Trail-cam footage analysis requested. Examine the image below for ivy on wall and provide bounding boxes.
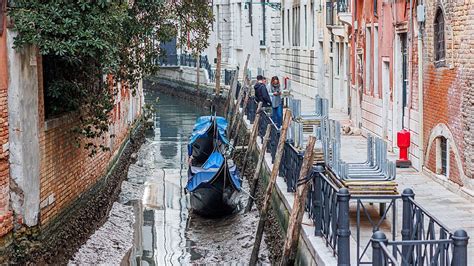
[8,0,213,155]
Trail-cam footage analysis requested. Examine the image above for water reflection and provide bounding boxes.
[139,91,205,265]
[129,89,269,265]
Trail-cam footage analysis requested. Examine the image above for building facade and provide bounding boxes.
[0,9,144,239]
[421,0,474,190]
[198,0,474,192]
[203,0,282,80]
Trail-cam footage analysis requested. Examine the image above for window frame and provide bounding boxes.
[433,8,446,67]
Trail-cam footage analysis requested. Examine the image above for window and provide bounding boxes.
[260,0,266,45]
[216,5,221,40]
[434,8,445,63]
[365,27,372,93]
[282,10,285,46]
[0,0,5,36]
[373,0,377,16]
[436,136,448,176]
[287,10,290,46]
[374,26,379,97]
[248,1,253,36]
[311,2,315,46]
[237,3,243,45]
[304,5,308,46]
[335,42,340,76]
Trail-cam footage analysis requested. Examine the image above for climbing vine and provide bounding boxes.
[8,0,213,155]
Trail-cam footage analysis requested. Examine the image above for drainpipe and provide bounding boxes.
[417,1,424,170]
[407,0,413,133]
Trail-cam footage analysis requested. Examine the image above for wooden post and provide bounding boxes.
[241,102,263,174]
[280,136,316,266]
[215,43,222,95]
[245,124,272,213]
[196,53,200,90]
[229,82,245,133]
[249,110,292,266]
[231,85,250,142]
[224,69,237,119]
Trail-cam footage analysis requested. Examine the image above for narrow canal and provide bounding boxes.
[72,87,270,265]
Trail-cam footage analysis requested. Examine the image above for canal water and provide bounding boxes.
[120,89,269,265]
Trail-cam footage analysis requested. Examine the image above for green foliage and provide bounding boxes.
[8,0,213,155]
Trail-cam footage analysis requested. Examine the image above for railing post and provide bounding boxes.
[337,188,351,266]
[452,229,469,266]
[371,231,388,266]
[401,188,415,265]
[313,165,324,236]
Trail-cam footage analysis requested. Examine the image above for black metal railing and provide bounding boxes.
[242,95,469,266]
[280,141,304,192]
[157,53,215,82]
[353,195,401,265]
[372,227,469,265]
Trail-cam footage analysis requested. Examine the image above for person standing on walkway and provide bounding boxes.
[270,76,283,128]
[254,75,271,107]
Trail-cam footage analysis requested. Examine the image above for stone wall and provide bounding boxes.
[422,0,473,188]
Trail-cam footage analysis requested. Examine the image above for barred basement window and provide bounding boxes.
[440,137,447,176]
[434,8,445,64]
[436,136,448,176]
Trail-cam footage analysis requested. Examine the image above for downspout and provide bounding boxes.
[407,0,413,132]
[417,0,424,170]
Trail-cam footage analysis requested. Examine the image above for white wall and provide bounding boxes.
[7,31,41,227]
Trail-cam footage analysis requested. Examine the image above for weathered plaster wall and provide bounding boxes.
[6,31,41,227]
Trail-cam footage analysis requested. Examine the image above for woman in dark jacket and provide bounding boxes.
[270,76,283,127]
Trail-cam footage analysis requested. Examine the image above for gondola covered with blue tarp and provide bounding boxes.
[186,116,242,217]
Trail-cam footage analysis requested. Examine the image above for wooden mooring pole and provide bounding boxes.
[215,43,222,95]
[230,85,250,142]
[224,71,237,120]
[280,136,316,266]
[245,124,271,213]
[240,102,263,174]
[249,110,292,266]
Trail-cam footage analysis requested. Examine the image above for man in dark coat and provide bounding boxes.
[254,75,272,107]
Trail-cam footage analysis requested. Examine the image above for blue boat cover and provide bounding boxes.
[202,151,224,170]
[188,116,230,156]
[186,160,242,192]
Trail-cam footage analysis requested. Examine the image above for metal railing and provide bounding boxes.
[243,94,469,266]
[370,189,469,265]
[157,53,215,82]
[280,141,304,192]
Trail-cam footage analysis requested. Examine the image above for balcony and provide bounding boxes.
[326,0,352,28]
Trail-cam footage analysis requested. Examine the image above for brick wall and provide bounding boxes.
[0,11,12,237]
[36,56,139,226]
[422,0,473,184]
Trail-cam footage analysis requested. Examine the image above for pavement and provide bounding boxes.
[291,91,474,262]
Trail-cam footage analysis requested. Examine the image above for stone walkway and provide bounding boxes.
[291,92,474,262]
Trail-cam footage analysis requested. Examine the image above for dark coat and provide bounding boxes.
[254,82,272,107]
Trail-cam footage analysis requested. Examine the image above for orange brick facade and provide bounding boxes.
[0,3,13,238]
[422,0,473,186]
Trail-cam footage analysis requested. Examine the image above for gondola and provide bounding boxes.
[186,115,242,217]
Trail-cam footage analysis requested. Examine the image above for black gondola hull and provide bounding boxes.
[187,167,240,217]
